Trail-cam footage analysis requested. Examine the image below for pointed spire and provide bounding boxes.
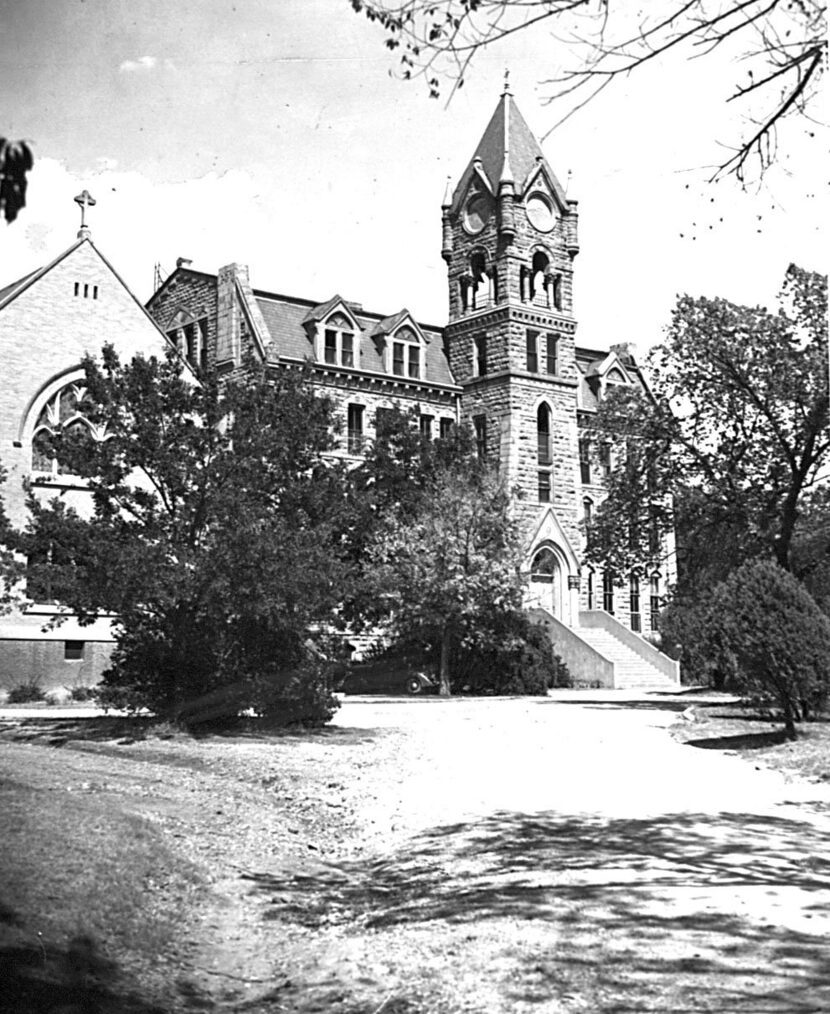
[447,87,567,212]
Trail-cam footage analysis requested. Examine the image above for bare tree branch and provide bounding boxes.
[350,0,827,183]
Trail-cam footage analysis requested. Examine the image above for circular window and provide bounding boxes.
[463,194,492,235]
[526,193,556,232]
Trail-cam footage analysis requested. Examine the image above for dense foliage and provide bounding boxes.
[365,458,529,695]
[707,560,830,738]
[585,265,828,683]
[15,349,347,726]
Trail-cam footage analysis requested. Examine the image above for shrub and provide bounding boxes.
[6,679,46,704]
[708,560,830,738]
[452,609,571,695]
[67,684,97,702]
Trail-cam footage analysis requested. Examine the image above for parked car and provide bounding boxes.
[339,650,437,696]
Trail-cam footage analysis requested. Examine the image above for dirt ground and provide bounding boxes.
[1,694,829,1013]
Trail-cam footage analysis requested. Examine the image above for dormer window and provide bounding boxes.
[391,326,420,379]
[323,313,355,367]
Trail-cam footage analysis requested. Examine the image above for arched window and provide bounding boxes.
[586,568,595,610]
[323,313,355,368]
[30,382,98,477]
[391,326,421,379]
[583,498,593,524]
[531,548,557,581]
[537,404,552,503]
[470,251,491,310]
[530,251,550,306]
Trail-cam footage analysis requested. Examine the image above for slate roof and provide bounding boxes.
[253,288,455,387]
[450,92,568,212]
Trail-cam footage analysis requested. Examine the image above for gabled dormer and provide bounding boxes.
[302,295,363,369]
[369,310,429,380]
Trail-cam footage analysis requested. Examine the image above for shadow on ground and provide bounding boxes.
[0,906,186,1014]
[245,809,830,1012]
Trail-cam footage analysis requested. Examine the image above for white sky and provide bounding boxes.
[1,0,826,351]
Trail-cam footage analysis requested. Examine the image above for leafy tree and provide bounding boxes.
[0,138,33,223]
[0,464,24,614]
[339,405,473,624]
[587,265,829,579]
[449,607,571,695]
[365,461,526,695]
[13,348,347,726]
[352,0,826,182]
[707,559,830,738]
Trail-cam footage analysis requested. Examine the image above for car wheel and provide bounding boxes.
[406,677,423,696]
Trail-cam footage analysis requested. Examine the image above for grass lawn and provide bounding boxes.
[671,703,830,784]
[0,742,207,1012]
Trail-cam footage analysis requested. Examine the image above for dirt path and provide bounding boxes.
[2,697,829,1012]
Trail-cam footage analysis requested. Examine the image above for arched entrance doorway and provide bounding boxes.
[529,546,562,618]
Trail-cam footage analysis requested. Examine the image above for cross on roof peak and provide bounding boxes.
[74,189,96,238]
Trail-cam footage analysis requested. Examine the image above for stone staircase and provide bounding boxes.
[574,623,677,690]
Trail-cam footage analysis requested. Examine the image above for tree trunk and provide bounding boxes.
[782,700,798,741]
[439,625,452,697]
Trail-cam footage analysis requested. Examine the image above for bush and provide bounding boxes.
[6,679,46,703]
[451,609,571,695]
[708,560,830,738]
[250,656,340,727]
[67,684,97,702]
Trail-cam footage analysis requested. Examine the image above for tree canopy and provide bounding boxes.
[365,460,526,695]
[14,349,347,725]
[0,138,33,223]
[351,0,826,182]
[586,264,829,581]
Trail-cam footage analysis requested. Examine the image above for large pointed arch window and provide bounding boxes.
[537,403,552,503]
[30,383,99,477]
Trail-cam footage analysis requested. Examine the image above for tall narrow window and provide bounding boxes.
[579,439,592,484]
[392,343,405,376]
[407,344,420,379]
[439,418,454,440]
[324,329,337,365]
[583,498,593,524]
[473,415,487,459]
[602,570,615,614]
[341,331,354,367]
[650,574,661,631]
[599,442,612,480]
[537,404,551,466]
[587,569,595,610]
[545,334,558,374]
[419,414,433,440]
[347,404,364,454]
[538,471,551,503]
[474,334,487,376]
[526,330,539,373]
[630,573,641,632]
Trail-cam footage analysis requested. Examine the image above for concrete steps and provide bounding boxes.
[575,624,677,690]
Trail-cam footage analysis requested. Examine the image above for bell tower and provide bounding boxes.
[442,81,583,611]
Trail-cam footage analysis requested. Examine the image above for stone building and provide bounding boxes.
[0,195,171,692]
[0,89,678,692]
[147,87,678,689]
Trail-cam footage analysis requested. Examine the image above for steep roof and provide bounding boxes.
[254,288,455,387]
[450,91,568,211]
